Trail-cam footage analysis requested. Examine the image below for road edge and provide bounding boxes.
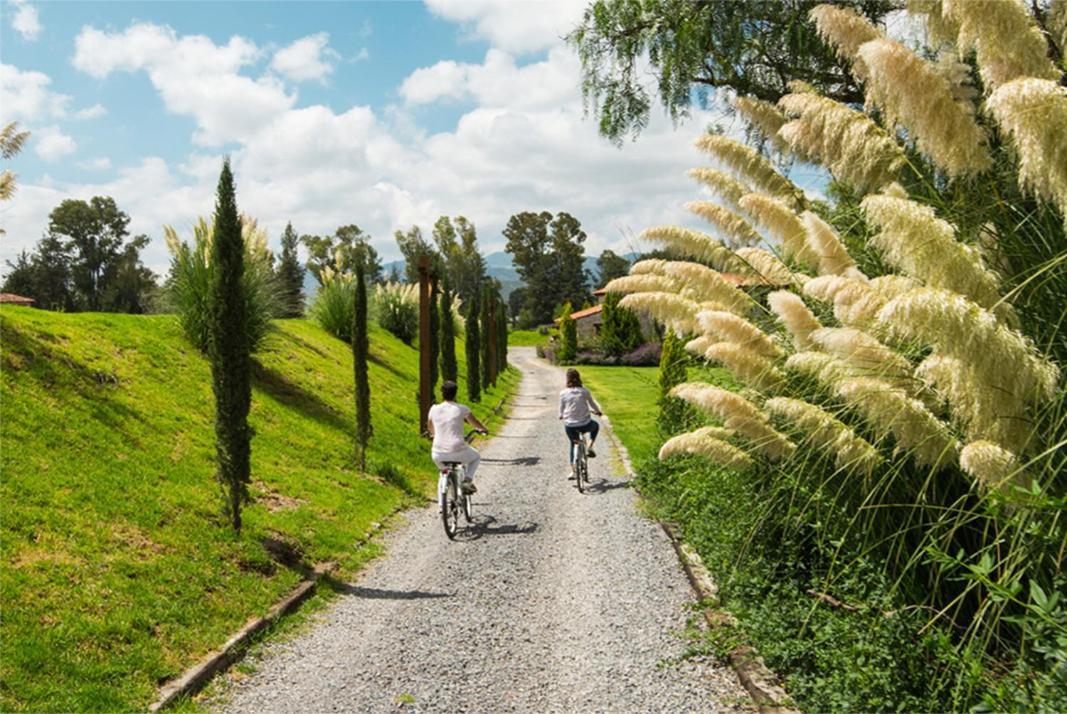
[599,414,798,714]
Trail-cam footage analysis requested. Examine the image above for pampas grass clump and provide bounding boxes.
[738,193,818,267]
[658,427,753,469]
[768,290,822,349]
[696,310,781,358]
[640,225,742,270]
[671,382,796,460]
[765,396,882,474]
[686,201,760,247]
[695,134,801,205]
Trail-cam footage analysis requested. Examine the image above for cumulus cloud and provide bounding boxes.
[78,157,112,170]
[10,0,41,41]
[270,32,338,82]
[0,63,70,121]
[33,125,76,161]
[73,23,294,145]
[424,0,586,54]
[74,103,107,120]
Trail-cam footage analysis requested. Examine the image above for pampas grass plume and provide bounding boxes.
[670,383,796,460]
[767,290,822,350]
[696,309,782,358]
[658,429,753,469]
[695,134,800,205]
[640,225,741,270]
[686,201,761,247]
[738,193,818,267]
[765,396,882,474]
[802,212,864,278]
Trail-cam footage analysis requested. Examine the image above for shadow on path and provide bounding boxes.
[585,478,631,495]
[482,456,541,466]
[327,582,453,600]
[457,515,540,542]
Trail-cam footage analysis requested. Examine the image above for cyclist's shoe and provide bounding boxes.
[566,467,576,480]
[461,478,477,495]
[587,446,597,458]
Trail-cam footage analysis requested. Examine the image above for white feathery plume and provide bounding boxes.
[809,327,915,384]
[734,247,802,286]
[694,134,801,205]
[685,335,715,356]
[640,225,744,271]
[835,275,919,327]
[604,274,680,295]
[778,90,906,192]
[738,193,819,268]
[767,290,822,350]
[695,310,782,358]
[942,0,1061,89]
[765,397,882,475]
[704,342,787,392]
[835,377,958,468]
[801,212,865,278]
[670,383,796,460]
[855,38,992,176]
[809,4,881,75]
[916,353,1032,453]
[960,440,1024,492]
[802,274,857,303]
[658,429,753,469]
[785,351,859,390]
[686,201,761,247]
[932,51,980,106]
[986,78,1067,218]
[688,168,749,210]
[877,288,1060,407]
[620,291,700,334]
[632,259,756,315]
[732,95,791,152]
[861,192,1004,311]
[907,0,960,45]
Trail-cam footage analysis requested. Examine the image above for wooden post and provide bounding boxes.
[487,294,498,387]
[418,255,432,435]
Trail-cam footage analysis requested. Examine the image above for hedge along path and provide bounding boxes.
[220,347,750,713]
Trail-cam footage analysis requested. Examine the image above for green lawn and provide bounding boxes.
[0,306,518,712]
[507,328,554,347]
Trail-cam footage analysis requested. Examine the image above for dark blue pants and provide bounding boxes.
[564,420,599,464]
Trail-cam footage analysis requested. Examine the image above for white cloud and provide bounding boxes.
[10,0,41,41]
[270,32,338,83]
[424,0,586,54]
[77,157,112,170]
[73,23,293,145]
[352,47,370,63]
[34,125,76,161]
[0,63,70,121]
[74,103,107,120]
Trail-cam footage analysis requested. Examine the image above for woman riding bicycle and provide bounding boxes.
[428,380,488,494]
[559,368,602,479]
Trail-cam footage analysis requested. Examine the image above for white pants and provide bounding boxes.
[432,446,480,480]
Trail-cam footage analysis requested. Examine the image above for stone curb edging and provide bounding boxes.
[598,416,797,714]
[149,560,338,712]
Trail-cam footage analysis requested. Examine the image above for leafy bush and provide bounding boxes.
[558,302,577,363]
[164,216,280,353]
[373,282,419,345]
[620,342,661,366]
[309,270,354,342]
[600,291,643,356]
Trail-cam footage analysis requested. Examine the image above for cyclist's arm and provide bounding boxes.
[427,419,435,437]
[465,412,488,433]
[586,390,603,416]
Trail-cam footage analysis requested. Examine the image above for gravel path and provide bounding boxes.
[221,348,749,713]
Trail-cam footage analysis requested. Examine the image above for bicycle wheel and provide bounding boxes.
[462,479,474,523]
[442,471,460,539]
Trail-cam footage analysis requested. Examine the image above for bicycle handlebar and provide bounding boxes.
[466,429,488,443]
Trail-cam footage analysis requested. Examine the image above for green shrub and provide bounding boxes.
[373,282,418,345]
[558,302,577,363]
[309,271,354,342]
[164,216,280,353]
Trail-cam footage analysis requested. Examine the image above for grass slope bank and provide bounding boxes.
[0,306,517,711]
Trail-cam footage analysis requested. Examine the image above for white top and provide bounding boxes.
[428,401,471,452]
[559,387,601,427]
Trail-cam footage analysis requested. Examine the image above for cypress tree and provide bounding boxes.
[497,301,508,372]
[465,289,481,402]
[440,276,458,383]
[558,302,577,364]
[208,158,251,532]
[277,222,305,317]
[428,276,440,401]
[480,285,492,391]
[353,259,372,470]
[657,329,698,435]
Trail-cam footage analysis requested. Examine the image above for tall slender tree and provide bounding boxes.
[353,258,372,470]
[480,284,493,391]
[465,289,481,402]
[428,275,440,401]
[440,275,458,383]
[277,222,305,317]
[208,159,251,532]
[497,300,508,373]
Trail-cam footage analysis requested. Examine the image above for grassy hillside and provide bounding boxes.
[0,306,518,712]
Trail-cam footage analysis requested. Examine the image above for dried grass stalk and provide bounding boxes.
[733,95,791,152]
[704,342,787,392]
[604,274,680,295]
[765,396,882,474]
[734,247,801,286]
[695,134,801,205]
[855,38,992,176]
[767,290,822,350]
[785,351,859,389]
[640,225,743,270]
[801,212,864,278]
[960,440,1025,492]
[810,4,881,73]
[688,168,749,210]
[738,193,819,268]
[809,326,914,384]
[686,201,761,247]
[658,429,753,469]
[696,309,782,358]
[670,383,796,460]
[632,259,756,315]
[619,291,699,334]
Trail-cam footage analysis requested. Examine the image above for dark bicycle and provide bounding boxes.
[439,430,484,539]
[572,434,590,493]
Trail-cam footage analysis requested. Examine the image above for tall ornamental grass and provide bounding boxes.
[164,216,280,353]
[616,2,1067,707]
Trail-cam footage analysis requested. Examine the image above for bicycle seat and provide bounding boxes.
[441,461,462,467]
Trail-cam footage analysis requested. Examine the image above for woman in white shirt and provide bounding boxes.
[428,380,488,494]
[559,368,603,477]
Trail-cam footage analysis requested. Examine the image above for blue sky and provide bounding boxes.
[1,0,793,275]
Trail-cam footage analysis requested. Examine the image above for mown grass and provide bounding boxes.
[0,305,518,712]
[507,329,551,347]
[572,365,659,462]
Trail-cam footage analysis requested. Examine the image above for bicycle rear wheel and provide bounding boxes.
[442,472,460,539]
[575,443,586,493]
[462,485,474,523]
